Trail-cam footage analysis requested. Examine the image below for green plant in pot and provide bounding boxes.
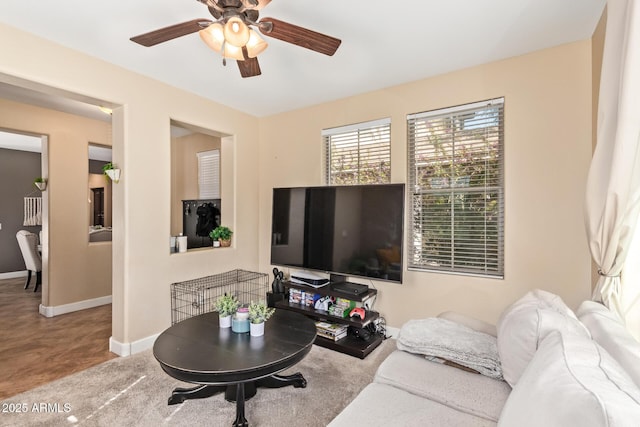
[248,301,275,337]
[102,162,120,183]
[33,177,47,191]
[210,226,233,247]
[213,294,240,328]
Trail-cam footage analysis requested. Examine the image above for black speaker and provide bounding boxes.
[267,292,285,308]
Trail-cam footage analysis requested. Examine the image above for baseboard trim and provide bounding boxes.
[385,326,400,339]
[109,337,129,357]
[39,295,112,318]
[0,271,28,280]
[109,333,160,357]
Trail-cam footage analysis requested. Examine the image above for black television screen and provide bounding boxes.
[270,184,404,283]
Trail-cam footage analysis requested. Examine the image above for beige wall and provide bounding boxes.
[170,132,221,236]
[258,40,594,327]
[0,22,261,345]
[0,21,597,346]
[0,98,112,307]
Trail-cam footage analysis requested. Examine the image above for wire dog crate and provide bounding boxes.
[170,269,269,325]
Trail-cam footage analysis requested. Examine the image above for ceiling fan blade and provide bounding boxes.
[130,19,212,47]
[259,18,341,56]
[237,56,262,78]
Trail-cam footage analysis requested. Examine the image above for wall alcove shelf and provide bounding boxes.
[274,281,382,359]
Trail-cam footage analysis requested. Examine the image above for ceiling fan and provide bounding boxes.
[130,0,342,78]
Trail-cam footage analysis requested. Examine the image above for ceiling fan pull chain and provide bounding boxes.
[221,39,227,66]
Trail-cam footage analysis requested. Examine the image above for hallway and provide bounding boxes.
[0,278,116,399]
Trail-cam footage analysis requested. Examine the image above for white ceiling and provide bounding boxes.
[0,0,606,118]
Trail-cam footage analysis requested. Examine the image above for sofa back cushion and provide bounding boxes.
[437,311,497,337]
[498,331,640,427]
[496,289,589,386]
[577,300,640,388]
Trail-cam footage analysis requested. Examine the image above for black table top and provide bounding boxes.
[153,310,317,385]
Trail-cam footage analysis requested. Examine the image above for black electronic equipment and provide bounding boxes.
[348,326,373,342]
[332,282,369,296]
[270,184,404,284]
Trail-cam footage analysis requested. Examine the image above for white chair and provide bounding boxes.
[16,230,42,292]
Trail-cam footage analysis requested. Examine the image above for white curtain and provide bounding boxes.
[585,0,640,321]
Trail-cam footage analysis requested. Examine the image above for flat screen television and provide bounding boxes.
[270,183,404,284]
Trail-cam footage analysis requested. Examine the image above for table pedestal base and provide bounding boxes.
[167,372,307,427]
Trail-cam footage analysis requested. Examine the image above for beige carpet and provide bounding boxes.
[0,339,396,427]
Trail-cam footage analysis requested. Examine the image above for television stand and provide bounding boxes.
[274,280,383,359]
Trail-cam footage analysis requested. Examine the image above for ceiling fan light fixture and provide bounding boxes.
[223,16,250,47]
[245,30,268,58]
[221,42,245,61]
[199,22,224,52]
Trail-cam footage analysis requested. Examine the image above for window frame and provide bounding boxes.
[197,149,220,199]
[323,118,391,185]
[407,98,505,278]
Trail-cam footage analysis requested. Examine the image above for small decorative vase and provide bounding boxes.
[220,239,231,247]
[250,322,265,337]
[213,240,220,248]
[232,307,250,333]
[219,314,232,328]
[105,169,121,183]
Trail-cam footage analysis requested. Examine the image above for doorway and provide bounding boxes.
[92,187,105,226]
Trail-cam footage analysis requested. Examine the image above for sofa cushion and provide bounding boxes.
[328,382,496,427]
[577,300,640,388]
[496,289,589,386]
[498,331,640,427]
[374,350,510,422]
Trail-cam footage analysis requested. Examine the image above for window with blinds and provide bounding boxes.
[197,149,220,199]
[407,98,504,277]
[323,118,391,185]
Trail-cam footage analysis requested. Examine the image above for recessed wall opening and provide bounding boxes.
[170,119,232,253]
[88,143,112,243]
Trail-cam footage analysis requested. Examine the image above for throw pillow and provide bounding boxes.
[496,289,589,387]
[498,331,640,427]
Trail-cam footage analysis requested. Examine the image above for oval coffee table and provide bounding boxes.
[153,309,317,427]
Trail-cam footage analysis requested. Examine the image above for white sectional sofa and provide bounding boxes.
[329,290,640,426]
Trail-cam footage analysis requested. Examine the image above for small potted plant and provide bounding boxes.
[33,177,47,191]
[210,226,233,247]
[102,162,121,183]
[248,301,275,336]
[213,294,240,328]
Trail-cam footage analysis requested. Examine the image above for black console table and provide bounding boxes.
[274,281,383,359]
[153,310,317,427]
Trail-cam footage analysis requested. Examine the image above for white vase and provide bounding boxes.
[105,169,121,183]
[250,322,265,337]
[219,314,232,328]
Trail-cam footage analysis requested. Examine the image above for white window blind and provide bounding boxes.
[197,149,220,199]
[323,118,391,185]
[407,98,504,277]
